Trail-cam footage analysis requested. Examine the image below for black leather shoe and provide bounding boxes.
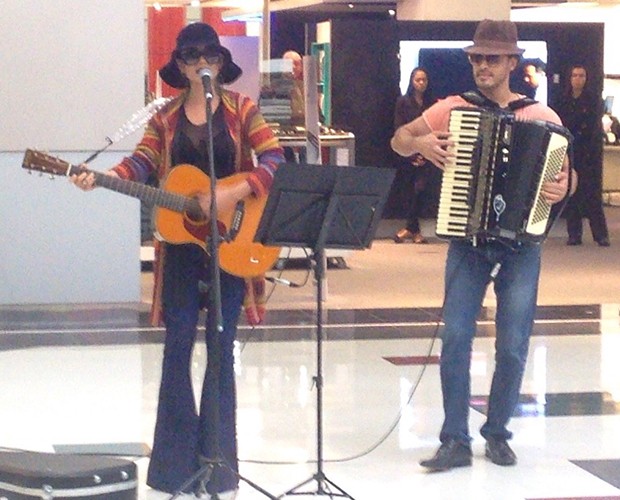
[596,237,610,247]
[485,437,517,466]
[567,237,582,246]
[419,439,472,471]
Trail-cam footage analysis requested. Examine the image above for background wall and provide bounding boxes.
[0,0,145,152]
[1,152,140,305]
[0,0,145,305]
[222,36,261,103]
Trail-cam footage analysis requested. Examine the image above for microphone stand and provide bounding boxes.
[202,68,226,499]
[170,72,275,500]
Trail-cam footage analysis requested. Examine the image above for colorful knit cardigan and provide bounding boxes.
[112,89,284,326]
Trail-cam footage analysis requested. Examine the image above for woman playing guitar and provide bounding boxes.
[71,22,284,500]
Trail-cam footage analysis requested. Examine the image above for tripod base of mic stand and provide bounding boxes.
[170,457,277,500]
[168,458,216,500]
[277,472,355,499]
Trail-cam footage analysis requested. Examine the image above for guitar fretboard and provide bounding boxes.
[23,149,205,218]
[78,166,202,217]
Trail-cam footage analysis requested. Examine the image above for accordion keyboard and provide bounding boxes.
[435,105,571,243]
[436,109,482,238]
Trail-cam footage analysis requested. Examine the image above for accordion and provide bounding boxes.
[436,106,572,244]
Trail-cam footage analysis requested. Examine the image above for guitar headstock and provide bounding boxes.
[22,149,75,178]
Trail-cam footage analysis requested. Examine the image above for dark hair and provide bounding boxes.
[562,64,589,97]
[405,67,435,108]
[522,58,546,73]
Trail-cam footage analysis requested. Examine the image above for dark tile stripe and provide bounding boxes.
[383,355,440,365]
[471,392,620,417]
[0,304,612,349]
[0,304,613,331]
[571,460,620,490]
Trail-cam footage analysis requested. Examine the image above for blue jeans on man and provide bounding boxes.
[439,239,541,445]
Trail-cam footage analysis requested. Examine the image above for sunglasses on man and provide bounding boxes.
[468,54,504,65]
[176,47,222,66]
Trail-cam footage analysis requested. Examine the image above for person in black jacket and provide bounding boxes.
[393,67,441,244]
[555,64,610,246]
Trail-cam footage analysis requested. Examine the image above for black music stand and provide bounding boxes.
[255,163,395,499]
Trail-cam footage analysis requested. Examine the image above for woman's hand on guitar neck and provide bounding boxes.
[71,167,119,191]
[196,180,252,218]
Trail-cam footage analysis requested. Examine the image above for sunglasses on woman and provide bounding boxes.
[176,47,222,66]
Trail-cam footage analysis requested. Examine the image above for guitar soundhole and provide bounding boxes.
[185,197,206,223]
[186,207,206,223]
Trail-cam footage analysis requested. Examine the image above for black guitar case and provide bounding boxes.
[0,451,137,499]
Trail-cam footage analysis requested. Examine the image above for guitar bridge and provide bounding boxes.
[226,201,245,242]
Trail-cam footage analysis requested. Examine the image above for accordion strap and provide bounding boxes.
[460,90,538,111]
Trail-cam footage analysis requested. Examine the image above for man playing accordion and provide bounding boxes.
[391,19,576,471]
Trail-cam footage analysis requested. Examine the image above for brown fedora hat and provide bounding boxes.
[463,19,525,56]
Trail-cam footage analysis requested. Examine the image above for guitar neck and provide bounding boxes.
[22,149,203,218]
[78,166,200,216]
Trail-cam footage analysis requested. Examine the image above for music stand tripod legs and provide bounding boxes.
[276,248,354,499]
[254,163,395,500]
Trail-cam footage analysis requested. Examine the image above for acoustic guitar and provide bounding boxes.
[22,149,280,278]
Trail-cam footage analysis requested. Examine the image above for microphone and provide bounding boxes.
[198,68,213,98]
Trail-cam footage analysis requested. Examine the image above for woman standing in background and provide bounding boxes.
[393,67,441,244]
[555,64,610,246]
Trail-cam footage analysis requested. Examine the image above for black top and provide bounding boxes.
[555,91,602,144]
[394,94,432,129]
[171,104,236,179]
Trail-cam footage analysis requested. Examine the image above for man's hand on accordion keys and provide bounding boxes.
[541,169,570,205]
[403,131,454,170]
[391,121,454,170]
[423,132,454,170]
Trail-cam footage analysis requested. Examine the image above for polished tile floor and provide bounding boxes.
[1,210,619,500]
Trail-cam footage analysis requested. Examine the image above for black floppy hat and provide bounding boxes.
[159,22,242,88]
